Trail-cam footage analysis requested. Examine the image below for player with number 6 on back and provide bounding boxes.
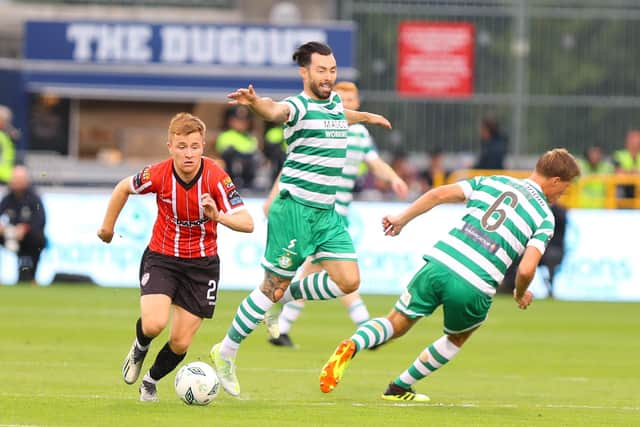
[97,113,254,402]
[320,148,580,401]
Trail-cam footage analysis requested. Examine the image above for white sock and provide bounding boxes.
[278,301,305,335]
[345,296,370,325]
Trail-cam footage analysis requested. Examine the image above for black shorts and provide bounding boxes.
[138,248,220,319]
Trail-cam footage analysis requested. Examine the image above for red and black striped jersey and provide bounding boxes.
[130,157,244,258]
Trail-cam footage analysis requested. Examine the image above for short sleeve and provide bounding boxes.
[458,176,485,199]
[527,218,555,255]
[213,174,245,214]
[131,165,156,194]
[283,96,306,126]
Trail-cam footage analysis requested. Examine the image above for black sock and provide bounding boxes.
[149,342,186,381]
[136,318,153,348]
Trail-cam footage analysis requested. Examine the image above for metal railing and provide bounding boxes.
[437,169,640,208]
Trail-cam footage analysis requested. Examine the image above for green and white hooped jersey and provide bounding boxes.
[335,124,379,216]
[280,91,348,209]
[425,175,555,296]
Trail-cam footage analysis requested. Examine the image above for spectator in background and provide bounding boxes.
[501,203,567,298]
[0,165,46,282]
[577,145,613,208]
[613,129,640,200]
[262,122,286,184]
[474,112,508,170]
[215,105,259,190]
[0,105,17,184]
[386,150,423,199]
[539,203,567,297]
[422,147,449,189]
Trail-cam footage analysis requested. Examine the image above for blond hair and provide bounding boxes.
[168,112,206,141]
[535,148,581,182]
[334,81,359,96]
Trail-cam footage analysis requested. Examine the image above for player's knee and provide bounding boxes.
[335,274,360,294]
[169,337,191,354]
[142,319,167,338]
[447,329,475,347]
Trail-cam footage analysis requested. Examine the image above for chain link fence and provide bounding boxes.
[338,0,640,165]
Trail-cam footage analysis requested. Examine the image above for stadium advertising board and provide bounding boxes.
[0,192,637,301]
[22,20,355,96]
[397,21,474,97]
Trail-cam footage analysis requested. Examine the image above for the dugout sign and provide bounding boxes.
[24,20,354,68]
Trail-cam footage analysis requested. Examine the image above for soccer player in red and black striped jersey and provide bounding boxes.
[97,112,254,402]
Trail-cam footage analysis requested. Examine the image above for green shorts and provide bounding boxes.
[394,258,493,334]
[261,190,357,278]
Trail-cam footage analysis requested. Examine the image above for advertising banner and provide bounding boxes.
[22,20,355,97]
[1,192,636,301]
[397,21,474,97]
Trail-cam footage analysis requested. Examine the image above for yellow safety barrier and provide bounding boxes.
[434,170,640,209]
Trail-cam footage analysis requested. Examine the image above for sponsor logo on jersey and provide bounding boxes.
[227,189,243,206]
[223,176,234,189]
[166,214,210,227]
[461,222,499,254]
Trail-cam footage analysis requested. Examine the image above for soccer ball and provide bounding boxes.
[174,361,220,405]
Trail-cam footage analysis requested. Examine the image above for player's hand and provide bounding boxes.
[390,177,409,199]
[97,227,114,243]
[366,113,392,129]
[227,84,259,106]
[513,289,534,310]
[201,193,220,221]
[382,214,406,236]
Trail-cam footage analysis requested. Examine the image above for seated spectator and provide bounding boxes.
[577,145,613,208]
[215,106,259,189]
[421,147,449,189]
[613,129,640,201]
[385,150,423,199]
[474,112,508,170]
[0,165,47,282]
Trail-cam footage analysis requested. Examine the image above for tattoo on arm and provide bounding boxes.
[259,271,290,302]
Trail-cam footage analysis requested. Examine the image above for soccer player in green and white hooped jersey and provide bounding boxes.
[267,81,409,348]
[208,41,393,397]
[320,148,581,401]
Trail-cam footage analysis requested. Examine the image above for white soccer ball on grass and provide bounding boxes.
[174,361,220,405]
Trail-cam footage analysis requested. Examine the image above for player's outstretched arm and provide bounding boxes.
[227,84,290,124]
[514,246,541,309]
[382,183,466,236]
[344,109,392,129]
[201,193,254,233]
[367,157,409,199]
[97,176,135,243]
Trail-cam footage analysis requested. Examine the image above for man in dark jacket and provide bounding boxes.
[474,113,508,170]
[0,165,46,282]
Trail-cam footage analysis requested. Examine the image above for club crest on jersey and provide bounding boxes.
[141,272,150,287]
[223,176,234,189]
[133,166,151,187]
[278,254,292,269]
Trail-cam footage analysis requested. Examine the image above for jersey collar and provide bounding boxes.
[173,159,203,190]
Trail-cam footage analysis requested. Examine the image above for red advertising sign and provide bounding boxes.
[397,21,474,97]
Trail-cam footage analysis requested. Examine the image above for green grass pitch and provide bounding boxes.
[1,284,638,426]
